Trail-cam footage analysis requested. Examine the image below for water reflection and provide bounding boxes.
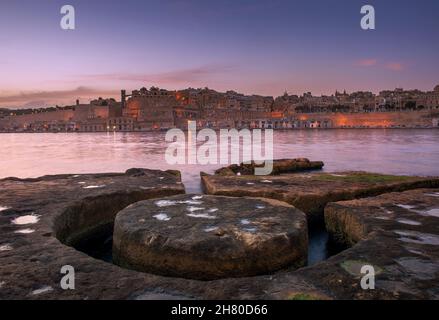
[1,129,438,193]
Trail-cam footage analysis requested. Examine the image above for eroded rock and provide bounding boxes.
[113,194,308,280]
[321,188,439,299]
[0,169,186,299]
[214,158,324,176]
[202,171,439,222]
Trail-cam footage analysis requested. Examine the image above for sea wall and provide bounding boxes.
[295,110,439,128]
[0,109,74,126]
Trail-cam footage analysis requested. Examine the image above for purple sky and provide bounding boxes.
[1,0,438,108]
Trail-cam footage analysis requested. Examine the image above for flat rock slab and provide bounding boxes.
[214,158,324,176]
[320,189,439,299]
[202,171,439,222]
[113,195,308,280]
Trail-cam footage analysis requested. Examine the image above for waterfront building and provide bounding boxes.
[107,117,134,131]
[78,118,107,132]
[123,87,175,130]
[418,85,439,110]
[1,84,439,132]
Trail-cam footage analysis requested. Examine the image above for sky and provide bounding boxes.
[0,0,438,108]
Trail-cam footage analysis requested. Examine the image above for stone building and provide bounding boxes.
[418,85,439,110]
[78,118,107,132]
[107,117,134,131]
[123,87,175,130]
[0,109,75,131]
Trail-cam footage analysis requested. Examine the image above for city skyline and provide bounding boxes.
[1,82,438,111]
[1,0,439,108]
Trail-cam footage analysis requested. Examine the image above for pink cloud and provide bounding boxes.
[355,59,378,67]
[385,62,404,71]
[0,87,119,108]
[355,59,405,71]
[79,64,235,85]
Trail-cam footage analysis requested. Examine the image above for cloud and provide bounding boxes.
[21,100,50,108]
[385,62,404,71]
[0,87,119,108]
[354,59,405,72]
[79,64,235,85]
[0,65,235,108]
[355,59,378,67]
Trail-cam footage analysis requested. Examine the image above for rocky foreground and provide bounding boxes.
[1,165,439,300]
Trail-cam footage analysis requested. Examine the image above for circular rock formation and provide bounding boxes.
[113,194,308,280]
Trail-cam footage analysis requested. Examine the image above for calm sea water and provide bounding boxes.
[2,129,438,191]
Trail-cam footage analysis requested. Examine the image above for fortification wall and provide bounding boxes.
[295,110,437,128]
[0,109,75,128]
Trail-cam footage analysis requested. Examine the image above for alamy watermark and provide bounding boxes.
[60,5,75,30]
[60,265,75,290]
[60,4,376,31]
[360,265,375,290]
[361,5,375,30]
[165,121,274,175]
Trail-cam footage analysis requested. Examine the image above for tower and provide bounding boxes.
[121,90,126,109]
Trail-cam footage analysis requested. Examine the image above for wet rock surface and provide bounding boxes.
[113,195,308,280]
[214,158,324,176]
[202,171,439,222]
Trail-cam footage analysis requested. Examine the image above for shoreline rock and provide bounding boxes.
[214,158,324,176]
[202,171,439,223]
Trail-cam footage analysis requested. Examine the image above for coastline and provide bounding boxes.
[1,126,438,134]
